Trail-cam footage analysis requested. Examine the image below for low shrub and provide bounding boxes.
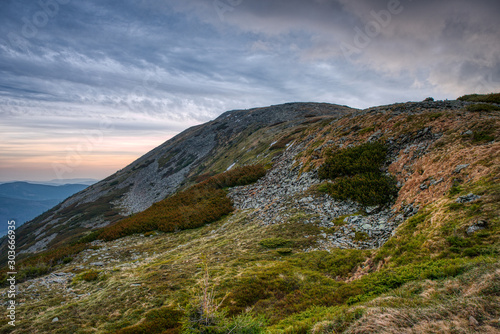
[321,173,398,207]
[259,238,292,249]
[472,130,495,143]
[81,270,99,282]
[115,307,184,334]
[466,103,500,112]
[317,142,398,207]
[318,142,387,179]
[270,135,295,150]
[458,93,500,104]
[99,165,267,241]
[277,248,293,255]
[291,250,367,278]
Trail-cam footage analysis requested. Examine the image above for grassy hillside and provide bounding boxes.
[0,96,499,333]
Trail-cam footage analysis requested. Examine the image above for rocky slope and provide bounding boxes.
[1,103,353,258]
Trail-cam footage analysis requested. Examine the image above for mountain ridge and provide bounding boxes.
[2,102,354,256]
[0,96,498,333]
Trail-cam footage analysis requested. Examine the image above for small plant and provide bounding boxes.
[259,237,292,249]
[472,130,495,143]
[115,307,184,334]
[448,180,463,196]
[359,126,375,135]
[354,231,369,242]
[183,258,265,333]
[466,103,500,113]
[277,248,293,255]
[81,270,99,282]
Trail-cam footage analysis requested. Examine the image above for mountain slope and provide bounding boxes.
[0,96,499,334]
[2,103,353,257]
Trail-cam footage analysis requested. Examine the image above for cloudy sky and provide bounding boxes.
[1,0,499,182]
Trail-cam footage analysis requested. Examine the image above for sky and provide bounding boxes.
[1,0,499,182]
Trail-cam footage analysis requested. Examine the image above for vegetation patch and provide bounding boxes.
[259,237,293,249]
[318,142,387,178]
[466,103,500,113]
[115,307,184,334]
[472,129,495,143]
[458,93,500,104]
[98,165,266,241]
[319,173,398,207]
[317,142,398,207]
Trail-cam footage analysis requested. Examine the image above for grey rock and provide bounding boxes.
[52,317,59,322]
[467,220,488,234]
[454,164,470,173]
[469,316,479,326]
[456,193,481,203]
[365,206,379,214]
[90,262,105,266]
[430,178,444,186]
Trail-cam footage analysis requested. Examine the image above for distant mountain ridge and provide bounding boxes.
[0,178,98,186]
[0,182,89,236]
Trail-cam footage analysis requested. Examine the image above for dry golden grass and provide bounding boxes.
[311,262,500,334]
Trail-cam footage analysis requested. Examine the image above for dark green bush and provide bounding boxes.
[318,142,387,179]
[466,103,500,112]
[291,250,367,278]
[116,307,183,334]
[82,270,99,282]
[472,130,495,143]
[458,93,500,104]
[322,173,398,207]
[317,142,398,207]
[259,238,292,249]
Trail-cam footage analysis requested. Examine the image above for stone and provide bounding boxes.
[365,206,379,214]
[469,316,479,326]
[456,193,481,203]
[90,262,105,266]
[430,178,443,186]
[52,317,59,322]
[454,164,470,173]
[467,220,488,235]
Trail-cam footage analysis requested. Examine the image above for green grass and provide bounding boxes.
[472,129,495,143]
[259,237,293,249]
[116,307,184,334]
